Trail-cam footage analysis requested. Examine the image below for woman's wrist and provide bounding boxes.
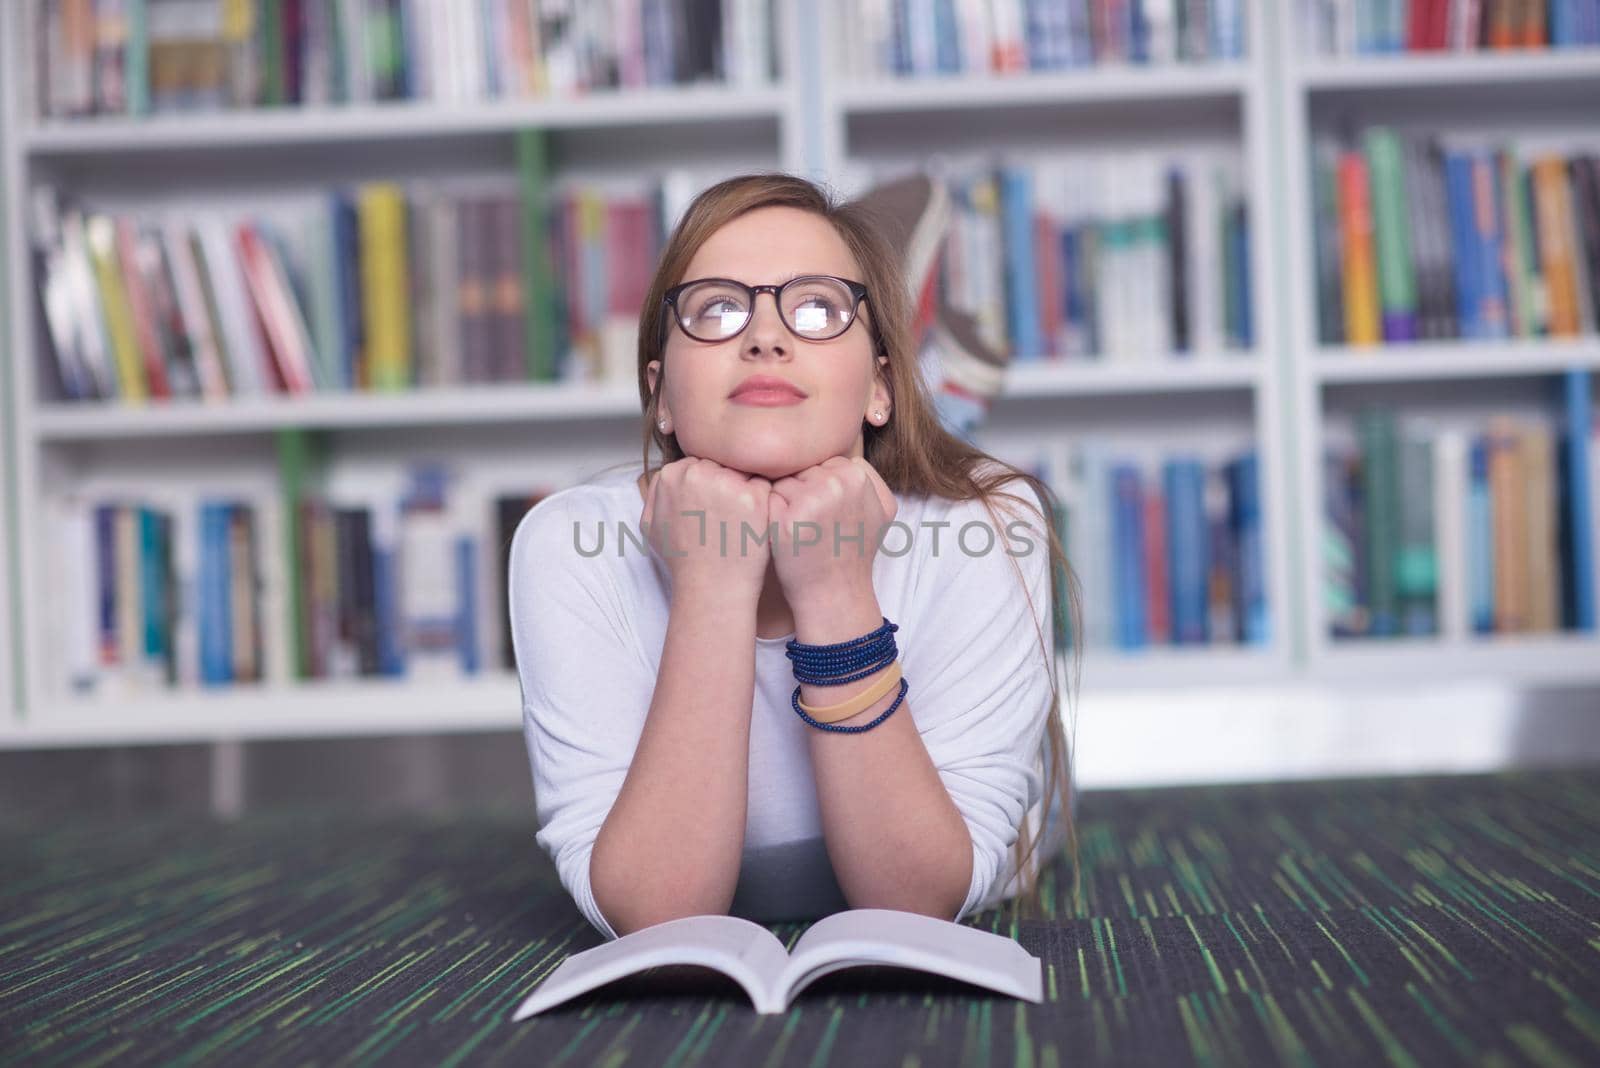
[791,586,884,647]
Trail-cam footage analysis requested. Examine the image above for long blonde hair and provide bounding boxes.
[632,172,1083,922]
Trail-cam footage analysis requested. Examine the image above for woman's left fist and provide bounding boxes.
[768,457,898,605]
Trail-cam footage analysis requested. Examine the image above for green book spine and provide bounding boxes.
[1513,161,1543,337]
[328,0,349,103]
[1395,434,1438,635]
[1359,408,1400,636]
[1499,151,1530,338]
[262,0,285,106]
[1363,127,1418,341]
[516,130,556,381]
[276,429,324,680]
[126,0,150,116]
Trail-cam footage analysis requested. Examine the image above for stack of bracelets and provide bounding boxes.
[784,616,908,734]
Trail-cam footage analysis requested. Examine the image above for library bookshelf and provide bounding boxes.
[1280,32,1600,688]
[2,1,1594,751]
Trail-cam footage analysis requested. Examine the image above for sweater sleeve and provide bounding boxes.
[898,478,1057,922]
[509,492,653,942]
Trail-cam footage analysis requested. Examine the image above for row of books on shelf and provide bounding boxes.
[48,458,538,696]
[941,151,1253,366]
[1301,0,1600,55]
[33,149,1252,408]
[52,494,280,693]
[44,437,1265,697]
[30,157,704,403]
[1011,443,1266,651]
[844,0,1246,78]
[32,0,775,120]
[1312,131,1600,346]
[1323,374,1598,640]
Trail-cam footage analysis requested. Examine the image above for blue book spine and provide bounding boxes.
[1112,464,1148,649]
[1476,151,1510,338]
[1066,0,1093,65]
[1212,0,1242,58]
[1231,204,1253,349]
[95,504,117,667]
[1128,0,1148,63]
[1467,437,1496,634]
[1000,165,1042,361]
[1060,228,1082,350]
[457,536,479,674]
[373,545,405,676]
[139,506,164,667]
[933,0,961,74]
[1230,452,1268,645]
[1565,370,1596,629]
[1444,152,1482,339]
[1553,0,1573,45]
[199,502,233,685]
[333,192,362,390]
[1164,459,1209,644]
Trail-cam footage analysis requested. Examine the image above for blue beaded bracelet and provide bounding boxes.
[792,651,897,687]
[785,617,897,655]
[791,677,907,733]
[786,626,898,679]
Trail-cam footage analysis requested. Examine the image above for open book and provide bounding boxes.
[511,908,1042,1018]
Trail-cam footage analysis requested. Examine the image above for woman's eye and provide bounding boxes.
[695,297,744,318]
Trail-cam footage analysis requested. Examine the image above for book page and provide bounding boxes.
[777,909,1042,1008]
[510,914,790,1019]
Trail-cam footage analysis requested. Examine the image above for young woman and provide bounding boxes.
[509,174,1082,940]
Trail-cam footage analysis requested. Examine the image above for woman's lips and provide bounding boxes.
[729,389,806,406]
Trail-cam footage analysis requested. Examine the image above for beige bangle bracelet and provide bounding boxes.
[797,662,904,724]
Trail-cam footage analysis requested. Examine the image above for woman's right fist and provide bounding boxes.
[640,457,774,597]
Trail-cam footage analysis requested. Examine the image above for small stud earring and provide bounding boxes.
[658,419,668,432]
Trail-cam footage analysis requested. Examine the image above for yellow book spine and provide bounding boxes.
[359,183,411,391]
[84,214,148,403]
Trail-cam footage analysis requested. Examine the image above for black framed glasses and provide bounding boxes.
[663,275,870,344]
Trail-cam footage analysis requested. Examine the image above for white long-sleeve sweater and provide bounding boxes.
[509,460,1071,940]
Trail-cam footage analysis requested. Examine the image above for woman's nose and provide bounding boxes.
[742,290,789,358]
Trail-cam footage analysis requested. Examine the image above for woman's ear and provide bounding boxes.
[647,359,672,430]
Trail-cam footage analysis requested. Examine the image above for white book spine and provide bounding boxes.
[195,213,267,395]
[50,494,99,696]
[1433,427,1470,641]
[62,211,119,399]
[172,489,201,690]
[957,0,994,77]
[907,0,938,75]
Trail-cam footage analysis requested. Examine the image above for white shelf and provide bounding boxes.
[1296,49,1600,92]
[1084,645,1285,690]
[22,86,791,156]
[1002,356,1260,397]
[1311,632,1600,687]
[0,674,524,748]
[27,359,1261,443]
[1314,340,1600,384]
[836,63,1249,113]
[32,382,643,440]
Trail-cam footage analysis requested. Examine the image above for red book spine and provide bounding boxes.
[1035,212,1062,357]
[113,218,173,399]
